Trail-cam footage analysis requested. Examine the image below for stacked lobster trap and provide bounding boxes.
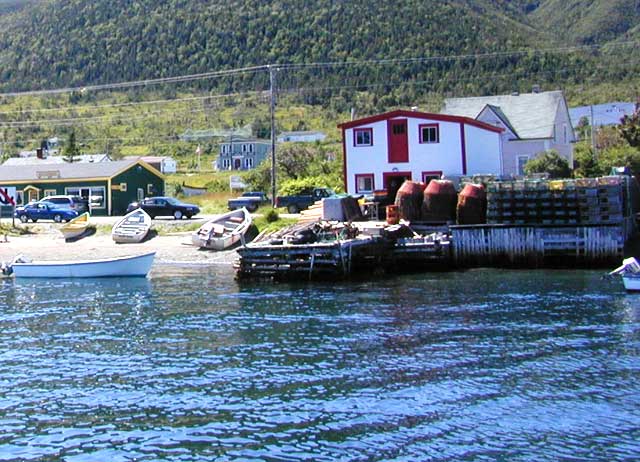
[486,176,629,226]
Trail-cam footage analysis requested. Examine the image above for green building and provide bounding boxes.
[0,159,165,216]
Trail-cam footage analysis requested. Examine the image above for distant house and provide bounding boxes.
[2,153,111,166]
[214,135,271,171]
[569,102,636,129]
[277,130,327,143]
[339,109,503,197]
[140,156,177,174]
[442,90,575,176]
[0,159,164,216]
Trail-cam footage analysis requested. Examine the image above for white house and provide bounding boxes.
[442,90,575,176]
[339,109,504,196]
[140,156,177,174]
[277,130,327,143]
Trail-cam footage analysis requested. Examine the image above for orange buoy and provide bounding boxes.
[422,180,457,222]
[457,183,487,225]
[386,205,400,225]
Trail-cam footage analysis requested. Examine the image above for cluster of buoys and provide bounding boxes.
[390,179,487,225]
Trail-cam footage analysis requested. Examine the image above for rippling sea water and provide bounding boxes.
[0,266,638,461]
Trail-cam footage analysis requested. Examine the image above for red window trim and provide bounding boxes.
[382,171,412,190]
[353,128,373,147]
[419,123,440,143]
[355,173,375,193]
[421,171,443,183]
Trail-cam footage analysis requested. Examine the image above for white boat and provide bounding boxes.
[60,212,93,240]
[112,209,152,243]
[192,208,252,250]
[4,252,155,278]
[609,257,640,291]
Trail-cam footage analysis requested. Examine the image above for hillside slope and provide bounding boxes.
[0,0,550,91]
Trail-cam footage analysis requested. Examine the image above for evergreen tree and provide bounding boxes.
[62,131,81,163]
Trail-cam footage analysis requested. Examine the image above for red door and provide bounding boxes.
[388,119,408,163]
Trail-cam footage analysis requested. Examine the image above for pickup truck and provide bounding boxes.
[275,187,335,213]
[227,192,270,212]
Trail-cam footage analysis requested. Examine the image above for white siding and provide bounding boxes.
[345,115,503,194]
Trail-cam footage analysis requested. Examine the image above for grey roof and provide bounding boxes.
[2,154,110,166]
[442,91,566,139]
[278,130,326,136]
[0,159,141,182]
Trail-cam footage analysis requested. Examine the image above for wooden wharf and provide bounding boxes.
[235,175,640,281]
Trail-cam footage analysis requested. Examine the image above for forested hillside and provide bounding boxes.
[0,0,605,92]
[0,0,638,170]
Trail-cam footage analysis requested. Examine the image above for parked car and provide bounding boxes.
[227,191,270,212]
[39,195,89,214]
[275,187,335,213]
[15,201,79,223]
[126,196,200,220]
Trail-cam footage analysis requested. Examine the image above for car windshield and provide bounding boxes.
[164,197,182,205]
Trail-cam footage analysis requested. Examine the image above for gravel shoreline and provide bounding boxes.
[0,230,238,266]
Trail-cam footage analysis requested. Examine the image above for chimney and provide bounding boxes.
[350,107,355,121]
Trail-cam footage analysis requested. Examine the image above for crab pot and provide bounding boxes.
[394,180,425,221]
[422,180,457,222]
[456,183,487,225]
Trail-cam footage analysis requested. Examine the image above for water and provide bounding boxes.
[0,266,638,461]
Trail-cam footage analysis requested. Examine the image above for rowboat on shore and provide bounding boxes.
[112,209,152,243]
[60,212,93,240]
[1,252,156,278]
[609,257,640,291]
[192,208,252,250]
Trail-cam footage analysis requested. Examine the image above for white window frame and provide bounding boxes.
[43,189,57,197]
[517,155,530,175]
[355,174,374,193]
[354,128,373,147]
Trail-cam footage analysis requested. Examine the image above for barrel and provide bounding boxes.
[386,205,400,225]
[394,180,425,221]
[422,180,457,222]
[456,183,487,225]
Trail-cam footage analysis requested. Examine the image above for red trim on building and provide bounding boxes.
[421,170,443,183]
[382,171,412,190]
[353,127,373,147]
[460,123,467,175]
[355,173,375,193]
[341,127,347,192]
[387,119,409,163]
[418,123,440,143]
[338,109,504,133]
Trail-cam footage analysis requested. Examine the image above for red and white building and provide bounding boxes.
[339,110,504,196]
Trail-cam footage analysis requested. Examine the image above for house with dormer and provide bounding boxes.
[441,90,575,176]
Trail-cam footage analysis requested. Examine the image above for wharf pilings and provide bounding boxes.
[235,219,635,281]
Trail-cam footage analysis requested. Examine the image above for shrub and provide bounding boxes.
[264,208,279,222]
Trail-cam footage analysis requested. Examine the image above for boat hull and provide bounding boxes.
[622,274,640,291]
[112,209,151,243]
[60,212,92,240]
[192,208,251,251]
[11,252,156,278]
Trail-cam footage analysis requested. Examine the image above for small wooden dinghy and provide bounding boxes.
[60,212,93,240]
[192,207,252,250]
[610,257,640,291]
[112,209,152,243]
[2,252,155,278]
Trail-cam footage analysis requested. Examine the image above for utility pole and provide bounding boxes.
[590,104,598,161]
[269,65,277,207]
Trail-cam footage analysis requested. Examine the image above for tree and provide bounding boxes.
[572,142,604,178]
[619,108,640,147]
[523,150,571,179]
[62,131,81,163]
